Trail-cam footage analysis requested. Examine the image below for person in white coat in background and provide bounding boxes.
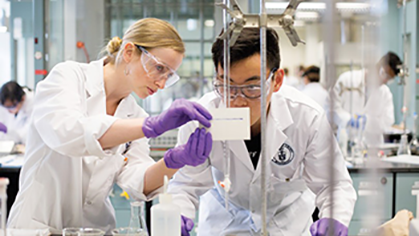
[8,18,213,234]
[168,27,356,236]
[330,52,402,145]
[0,81,34,144]
[301,65,329,110]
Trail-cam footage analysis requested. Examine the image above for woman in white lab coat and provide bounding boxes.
[169,28,356,236]
[7,18,213,234]
[0,81,34,144]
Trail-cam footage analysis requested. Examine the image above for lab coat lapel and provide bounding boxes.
[253,92,294,181]
[82,59,107,116]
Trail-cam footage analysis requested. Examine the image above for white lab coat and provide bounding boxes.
[330,69,395,144]
[0,88,34,144]
[8,59,161,234]
[301,82,329,110]
[168,85,357,236]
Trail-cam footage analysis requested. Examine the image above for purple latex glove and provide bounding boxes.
[0,122,7,134]
[181,215,194,236]
[164,128,212,169]
[310,218,348,236]
[142,99,212,138]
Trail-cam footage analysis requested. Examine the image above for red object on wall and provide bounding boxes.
[35,69,48,75]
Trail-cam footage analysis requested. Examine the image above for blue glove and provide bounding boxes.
[164,128,212,169]
[310,218,348,236]
[142,99,212,138]
[348,114,366,130]
[0,122,7,134]
[181,215,194,236]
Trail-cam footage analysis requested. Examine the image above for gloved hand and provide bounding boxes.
[348,114,367,130]
[142,99,212,138]
[164,128,212,169]
[0,122,7,133]
[181,215,194,236]
[310,218,348,236]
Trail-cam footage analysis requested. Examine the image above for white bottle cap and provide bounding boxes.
[0,178,9,186]
[159,175,172,204]
[0,178,9,195]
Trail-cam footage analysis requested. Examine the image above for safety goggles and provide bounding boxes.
[213,69,277,100]
[135,45,180,88]
[1,102,19,110]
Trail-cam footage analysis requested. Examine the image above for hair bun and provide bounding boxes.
[107,36,123,55]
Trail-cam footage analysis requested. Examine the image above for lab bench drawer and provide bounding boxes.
[350,173,393,221]
[395,173,419,217]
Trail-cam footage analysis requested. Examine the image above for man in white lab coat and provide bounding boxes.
[329,52,402,144]
[168,28,356,236]
[0,81,34,144]
[301,65,329,110]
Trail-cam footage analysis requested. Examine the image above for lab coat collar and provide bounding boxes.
[82,59,106,100]
[81,59,134,118]
[253,90,294,180]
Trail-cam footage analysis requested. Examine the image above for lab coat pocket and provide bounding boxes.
[198,190,234,235]
[268,175,307,204]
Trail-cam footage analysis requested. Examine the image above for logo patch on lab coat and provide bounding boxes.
[272,143,295,165]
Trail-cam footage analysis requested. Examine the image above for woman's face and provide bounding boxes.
[124,45,183,99]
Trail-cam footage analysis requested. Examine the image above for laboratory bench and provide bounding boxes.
[1,153,419,236]
[347,162,419,235]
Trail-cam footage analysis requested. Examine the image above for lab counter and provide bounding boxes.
[1,153,419,236]
[348,161,419,173]
[347,162,419,235]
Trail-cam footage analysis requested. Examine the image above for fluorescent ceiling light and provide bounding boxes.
[294,20,305,27]
[266,2,370,11]
[205,19,215,27]
[266,2,326,10]
[187,19,197,31]
[295,11,319,19]
[336,2,370,10]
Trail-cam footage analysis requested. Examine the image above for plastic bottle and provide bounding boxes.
[0,178,9,236]
[151,176,180,236]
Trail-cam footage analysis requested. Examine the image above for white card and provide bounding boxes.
[202,107,250,141]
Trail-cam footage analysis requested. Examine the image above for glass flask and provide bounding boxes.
[127,201,148,236]
[397,134,411,156]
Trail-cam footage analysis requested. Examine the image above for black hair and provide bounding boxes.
[302,65,320,83]
[212,27,280,72]
[0,81,25,105]
[377,51,403,75]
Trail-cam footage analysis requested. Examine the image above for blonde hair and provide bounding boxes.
[104,18,185,64]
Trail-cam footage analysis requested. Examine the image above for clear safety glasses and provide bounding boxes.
[135,45,180,88]
[213,69,277,100]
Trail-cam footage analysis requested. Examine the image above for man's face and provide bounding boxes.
[214,54,283,127]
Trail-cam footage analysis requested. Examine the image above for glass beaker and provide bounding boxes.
[112,227,148,236]
[62,227,105,236]
[63,228,80,236]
